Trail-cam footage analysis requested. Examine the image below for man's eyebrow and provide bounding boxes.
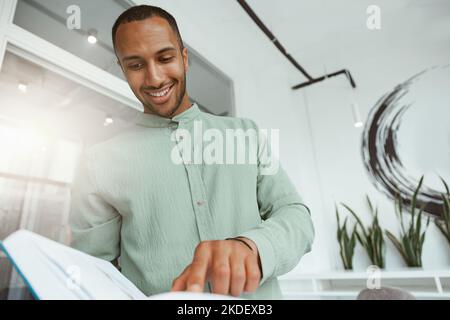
[156,47,177,55]
[122,55,142,62]
[121,47,177,63]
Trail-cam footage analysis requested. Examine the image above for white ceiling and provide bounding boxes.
[11,0,450,83]
[137,0,450,86]
[244,0,450,78]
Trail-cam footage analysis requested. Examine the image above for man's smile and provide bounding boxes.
[144,83,175,104]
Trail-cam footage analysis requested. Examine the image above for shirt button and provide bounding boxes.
[196,200,206,206]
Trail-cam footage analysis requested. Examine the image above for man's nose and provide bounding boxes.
[144,62,164,88]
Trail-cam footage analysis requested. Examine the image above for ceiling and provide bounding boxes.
[11,0,450,83]
[244,0,450,79]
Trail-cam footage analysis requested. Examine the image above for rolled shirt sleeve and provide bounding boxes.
[238,123,315,285]
[69,150,121,262]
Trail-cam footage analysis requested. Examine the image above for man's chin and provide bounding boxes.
[144,103,178,118]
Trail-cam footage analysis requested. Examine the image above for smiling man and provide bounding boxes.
[69,5,314,299]
[113,9,189,118]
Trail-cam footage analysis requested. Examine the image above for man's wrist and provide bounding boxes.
[234,237,262,277]
[225,237,254,252]
[234,237,258,253]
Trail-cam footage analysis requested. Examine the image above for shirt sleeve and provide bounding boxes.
[237,122,315,285]
[69,150,121,262]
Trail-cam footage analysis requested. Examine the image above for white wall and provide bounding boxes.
[136,0,450,273]
[288,3,450,271]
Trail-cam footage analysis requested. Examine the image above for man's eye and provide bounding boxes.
[160,57,174,63]
[128,63,143,70]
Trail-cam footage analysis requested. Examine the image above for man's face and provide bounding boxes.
[115,17,189,118]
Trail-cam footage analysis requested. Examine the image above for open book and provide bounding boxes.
[0,230,238,300]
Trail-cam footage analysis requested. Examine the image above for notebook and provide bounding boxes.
[0,230,237,300]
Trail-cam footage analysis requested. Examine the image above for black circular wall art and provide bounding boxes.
[362,65,450,218]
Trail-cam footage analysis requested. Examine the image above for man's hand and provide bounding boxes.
[171,238,262,297]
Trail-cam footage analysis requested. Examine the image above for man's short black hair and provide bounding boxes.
[112,5,184,52]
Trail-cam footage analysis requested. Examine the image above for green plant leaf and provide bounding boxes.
[439,176,450,196]
[395,195,406,234]
[411,176,425,224]
[401,234,415,266]
[386,230,408,264]
[435,220,450,245]
[341,202,368,240]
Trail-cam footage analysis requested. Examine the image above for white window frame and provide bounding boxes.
[0,0,142,111]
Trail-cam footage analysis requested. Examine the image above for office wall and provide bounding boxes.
[140,0,450,273]
[287,5,450,271]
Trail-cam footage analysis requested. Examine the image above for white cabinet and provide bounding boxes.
[279,269,450,300]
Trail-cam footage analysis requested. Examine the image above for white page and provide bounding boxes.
[147,291,241,300]
[2,230,242,300]
[1,230,146,300]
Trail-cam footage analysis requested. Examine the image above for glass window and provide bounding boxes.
[0,50,138,299]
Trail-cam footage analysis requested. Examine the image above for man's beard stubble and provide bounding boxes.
[142,72,187,119]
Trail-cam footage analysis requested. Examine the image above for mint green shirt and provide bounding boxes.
[69,104,314,299]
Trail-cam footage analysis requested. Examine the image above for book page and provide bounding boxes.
[1,230,146,300]
[2,230,243,300]
[147,291,241,300]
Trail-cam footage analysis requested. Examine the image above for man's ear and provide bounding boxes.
[182,47,189,72]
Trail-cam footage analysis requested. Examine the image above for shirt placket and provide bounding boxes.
[175,121,217,241]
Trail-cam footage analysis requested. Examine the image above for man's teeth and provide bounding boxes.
[149,86,171,97]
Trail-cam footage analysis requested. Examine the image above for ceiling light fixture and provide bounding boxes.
[350,88,364,128]
[87,29,98,44]
[104,116,114,126]
[236,0,357,90]
[18,82,28,93]
[351,102,363,128]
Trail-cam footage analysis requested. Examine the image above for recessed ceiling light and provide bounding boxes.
[18,82,27,93]
[87,29,98,44]
[351,102,364,129]
[58,98,72,107]
[104,116,114,126]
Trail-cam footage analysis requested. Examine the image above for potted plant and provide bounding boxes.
[341,195,386,268]
[335,204,357,270]
[385,176,430,267]
[435,177,450,246]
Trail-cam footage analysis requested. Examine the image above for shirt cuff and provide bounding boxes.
[236,230,276,286]
[70,215,121,261]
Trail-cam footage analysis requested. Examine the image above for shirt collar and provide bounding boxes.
[135,103,201,128]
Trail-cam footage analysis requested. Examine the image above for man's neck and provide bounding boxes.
[171,101,193,118]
